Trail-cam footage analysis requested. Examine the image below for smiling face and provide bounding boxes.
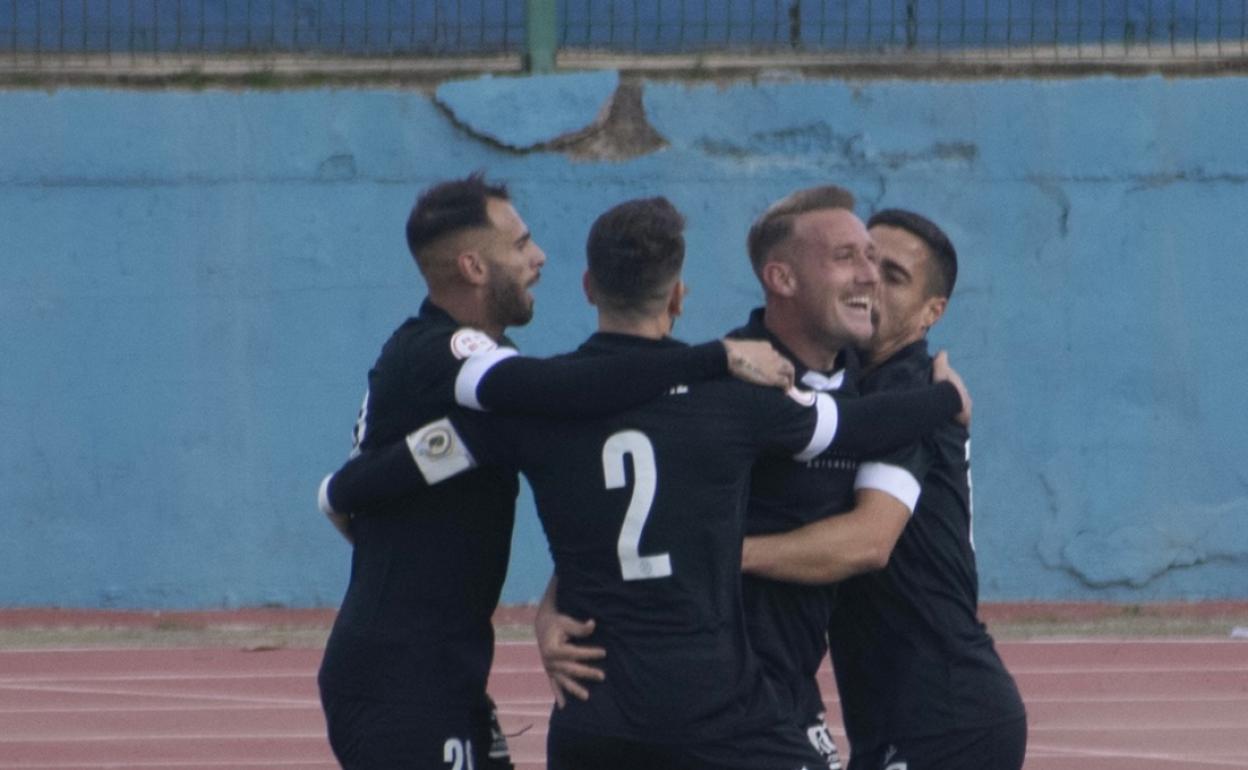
[867,223,947,364]
[479,197,547,329]
[784,207,879,351]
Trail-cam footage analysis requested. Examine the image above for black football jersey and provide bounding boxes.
[829,340,1026,754]
[457,332,839,743]
[727,308,863,722]
[318,300,521,709]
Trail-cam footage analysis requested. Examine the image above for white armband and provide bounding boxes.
[454,348,519,411]
[854,462,921,514]
[793,392,840,461]
[317,473,337,516]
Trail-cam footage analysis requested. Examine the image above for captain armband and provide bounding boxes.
[406,418,478,484]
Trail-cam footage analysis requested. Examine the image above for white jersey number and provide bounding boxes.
[443,738,475,770]
[602,430,671,581]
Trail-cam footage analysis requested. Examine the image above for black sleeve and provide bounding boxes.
[325,411,500,515]
[476,341,727,417]
[325,442,426,515]
[830,381,962,457]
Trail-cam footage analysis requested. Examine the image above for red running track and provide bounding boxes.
[0,638,1245,769]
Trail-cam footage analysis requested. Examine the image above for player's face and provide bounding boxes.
[482,197,547,329]
[868,224,945,362]
[786,208,879,349]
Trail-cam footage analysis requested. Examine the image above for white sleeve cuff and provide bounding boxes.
[793,392,839,462]
[318,473,337,516]
[406,418,478,484]
[454,348,519,411]
[854,462,921,514]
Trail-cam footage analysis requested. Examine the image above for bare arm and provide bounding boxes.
[741,488,911,584]
[722,338,794,390]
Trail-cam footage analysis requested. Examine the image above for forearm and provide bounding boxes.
[321,444,427,515]
[534,574,562,644]
[742,493,909,584]
[742,519,886,585]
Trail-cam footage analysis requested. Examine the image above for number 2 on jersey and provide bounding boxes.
[602,430,672,581]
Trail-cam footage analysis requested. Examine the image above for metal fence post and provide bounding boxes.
[525,0,556,72]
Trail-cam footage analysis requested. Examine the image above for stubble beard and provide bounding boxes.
[487,274,535,330]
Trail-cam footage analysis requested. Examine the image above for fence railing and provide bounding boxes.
[1,0,1245,74]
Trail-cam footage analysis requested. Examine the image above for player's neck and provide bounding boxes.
[762,307,842,373]
[865,331,923,373]
[597,312,672,341]
[429,291,504,339]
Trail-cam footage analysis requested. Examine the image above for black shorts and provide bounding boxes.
[320,689,513,770]
[846,716,1027,770]
[548,720,824,770]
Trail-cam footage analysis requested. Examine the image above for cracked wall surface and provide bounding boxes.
[1,76,1246,608]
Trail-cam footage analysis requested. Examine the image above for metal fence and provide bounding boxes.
[562,0,1248,58]
[1,0,1245,73]
[0,1,526,57]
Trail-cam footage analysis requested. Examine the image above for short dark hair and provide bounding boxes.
[747,185,856,275]
[867,208,958,297]
[586,197,686,315]
[405,173,510,267]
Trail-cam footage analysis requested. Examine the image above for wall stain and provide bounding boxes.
[434,80,667,161]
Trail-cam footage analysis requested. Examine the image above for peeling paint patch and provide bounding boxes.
[879,141,979,170]
[555,81,667,161]
[316,153,356,181]
[435,71,620,151]
[1055,499,1248,588]
[1127,169,1248,192]
[1029,176,1072,237]
[695,122,866,164]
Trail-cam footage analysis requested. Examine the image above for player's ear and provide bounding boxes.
[921,295,948,331]
[457,249,489,286]
[582,270,598,306]
[668,280,687,318]
[761,259,797,297]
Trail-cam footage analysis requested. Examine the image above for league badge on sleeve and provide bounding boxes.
[450,328,498,359]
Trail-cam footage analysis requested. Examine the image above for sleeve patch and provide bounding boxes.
[405,418,477,484]
[450,328,498,360]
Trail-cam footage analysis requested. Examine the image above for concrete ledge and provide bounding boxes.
[3,602,1246,629]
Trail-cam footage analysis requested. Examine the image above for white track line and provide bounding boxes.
[1009,664,1248,674]
[0,682,315,707]
[0,732,327,743]
[1003,638,1248,645]
[0,671,311,684]
[1027,723,1248,731]
[1021,694,1248,703]
[1026,743,1248,766]
[0,762,339,769]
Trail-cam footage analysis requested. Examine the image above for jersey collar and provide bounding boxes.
[740,307,853,392]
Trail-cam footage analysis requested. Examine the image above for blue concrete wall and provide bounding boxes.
[1,74,1246,609]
